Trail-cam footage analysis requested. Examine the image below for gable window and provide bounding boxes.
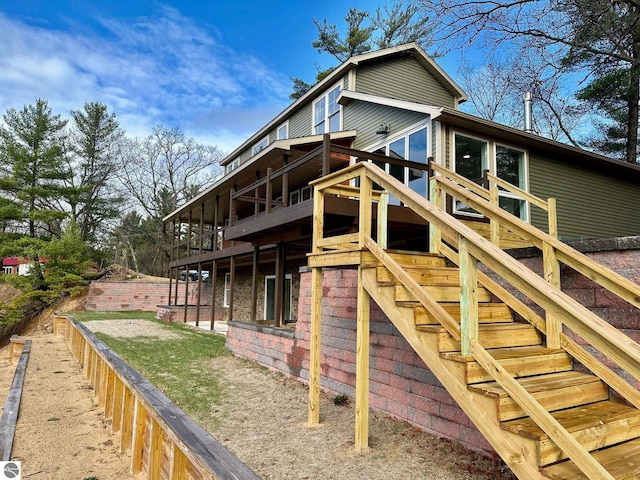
[277,122,289,140]
[252,137,269,155]
[226,158,240,175]
[314,85,341,134]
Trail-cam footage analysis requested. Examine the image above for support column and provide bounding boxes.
[228,256,235,322]
[195,263,203,326]
[354,265,370,451]
[274,243,285,327]
[308,266,322,425]
[183,267,190,324]
[209,260,217,331]
[250,247,259,323]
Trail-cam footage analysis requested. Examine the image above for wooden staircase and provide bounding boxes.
[364,251,640,479]
[307,159,640,480]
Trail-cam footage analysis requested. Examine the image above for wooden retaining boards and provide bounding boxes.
[0,336,32,461]
[56,316,260,480]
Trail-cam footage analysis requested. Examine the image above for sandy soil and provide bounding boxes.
[0,307,514,480]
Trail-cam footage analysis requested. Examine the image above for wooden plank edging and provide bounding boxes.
[0,336,32,461]
[57,316,260,480]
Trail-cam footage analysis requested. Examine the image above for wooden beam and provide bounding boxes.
[274,243,285,327]
[308,267,322,424]
[195,263,203,326]
[0,339,31,461]
[229,256,235,322]
[355,266,370,451]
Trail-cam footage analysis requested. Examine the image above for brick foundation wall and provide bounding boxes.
[226,237,640,456]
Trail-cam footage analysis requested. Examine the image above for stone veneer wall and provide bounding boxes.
[226,237,640,455]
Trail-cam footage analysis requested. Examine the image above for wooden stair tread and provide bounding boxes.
[363,250,446,268]
[442,345,565,363]
[442,346,573,385]
[395,284,492,302]
[469,371,602,399]
[414,302,515,325]
[417,322,536,335]
[503,401,640,466]
[377,265,465,286]
[541,437,640,480]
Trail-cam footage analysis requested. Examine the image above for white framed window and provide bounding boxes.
[2,266,12,274]
[226,158,240,175]
[313,84,341,134]
[252,137,269,155]
[368,125,429,205]
[224,272,231,307]
[277,122,289,140]
[264,274,293,322]
[452,132,529,220]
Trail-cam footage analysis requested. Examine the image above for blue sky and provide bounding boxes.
[0,0,458,153]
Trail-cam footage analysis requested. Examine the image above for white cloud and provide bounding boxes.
[0,6,292,151]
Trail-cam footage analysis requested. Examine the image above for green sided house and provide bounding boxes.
[163,43,640,479]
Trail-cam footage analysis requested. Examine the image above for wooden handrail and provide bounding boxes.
[313,160,640,480]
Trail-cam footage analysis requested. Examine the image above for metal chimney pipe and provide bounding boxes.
[524,92,533,133]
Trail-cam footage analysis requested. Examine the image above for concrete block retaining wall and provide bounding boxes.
[86,281,206,312]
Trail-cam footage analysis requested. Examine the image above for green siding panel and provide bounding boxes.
[529,151,640,240]
[356,56,456,107]
[344,102,427,150]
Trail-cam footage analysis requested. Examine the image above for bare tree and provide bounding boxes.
[418,0,640,162]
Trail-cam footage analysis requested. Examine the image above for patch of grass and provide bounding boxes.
[332,394,350,406]
[69,310,158,322]
[82,315,230,428]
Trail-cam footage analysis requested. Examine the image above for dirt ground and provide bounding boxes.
[0,305,515,480]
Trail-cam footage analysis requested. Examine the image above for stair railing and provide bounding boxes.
[311,160,640,480]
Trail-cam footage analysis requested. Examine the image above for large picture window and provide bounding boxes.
[453,132,528,219]
[369,126,428,205]
[313,85,341,134]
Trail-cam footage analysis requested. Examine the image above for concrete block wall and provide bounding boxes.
[87,281,207,311]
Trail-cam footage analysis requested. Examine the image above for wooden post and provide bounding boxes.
[489,186,500,247]
[195,263,203,326]
[459,237,478,357]
[250,247,259,323]
[322,134,331,177]
[266,167,273,214]
[274,243,284,327]
[377,192,389,249]
[543,241,562,349]
[312,186,325,254]
[210,260,217,330]
[213,195,220,251]
[548,198,558,239]
[358,172,372,247]
[229,256,235,322]
[131,399,147,474]
[183,266,190,324]
[429,177,442,254]
[308,266,322,424]
[173,267,180,306]
[355,265,370,451]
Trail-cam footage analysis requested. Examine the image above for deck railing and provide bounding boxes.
[309,160,640,480]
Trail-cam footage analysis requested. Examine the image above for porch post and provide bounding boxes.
[308,266,322,425]
[250,246,259,323]
[183,266,190,324]
[354,265,370,451]
[274,243,285,327]
[209,260,217,331]
[228,256,235,322]
[195,263,202,327]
